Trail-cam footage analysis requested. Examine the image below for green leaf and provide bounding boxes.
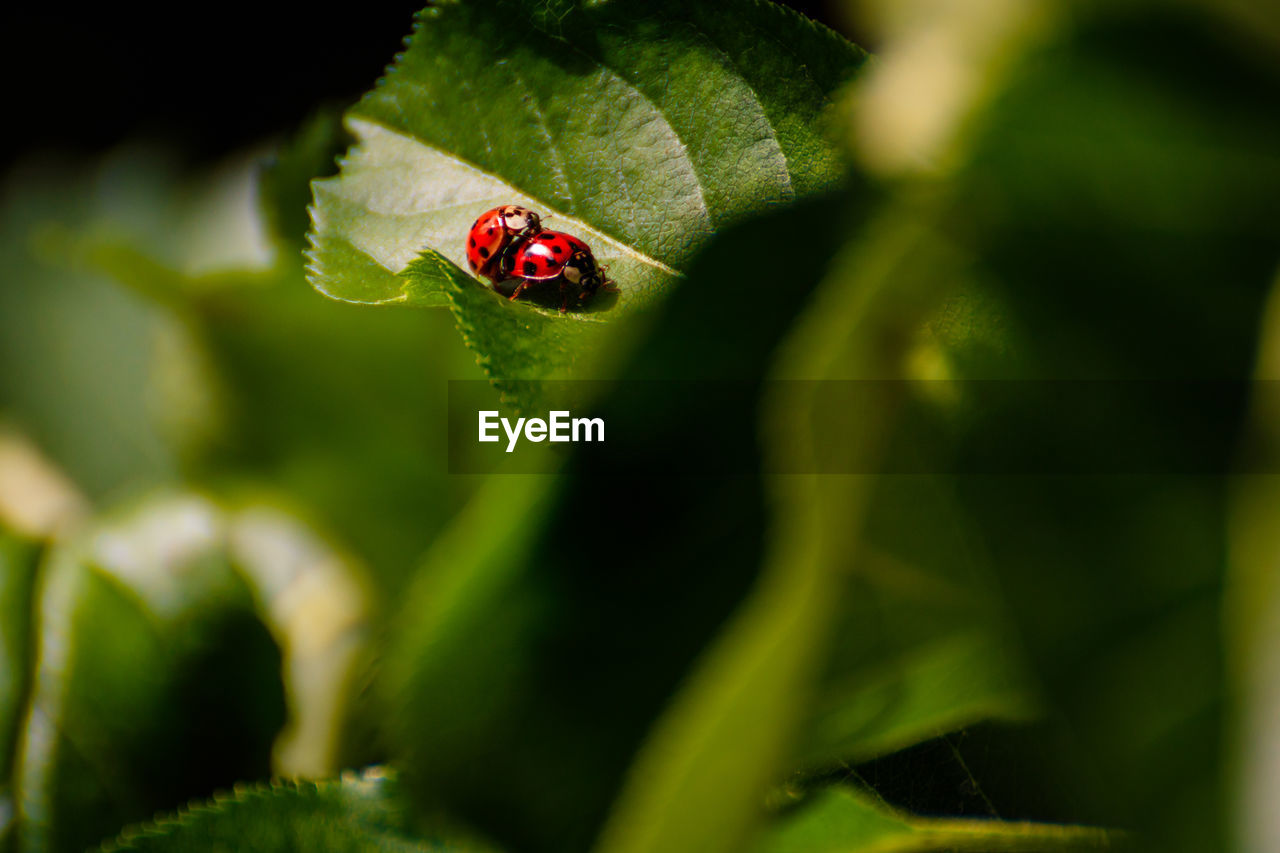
[795,408,1040,768]
[402,252,614,408]
[307,0,868,379]
[386,194,860,853]
[12,494,286,853]
[833,3,1280,848]
[737,206,1036,775]
[100,768,471,852]
[799,626,1036,768]
[588,490,838,853]
[1230,267,1280,853]
[225,501,374,777]
[311,118,681,313]
[0,529,39,778]
[0,526,40,853]
[592,187,959,853]
[7,489,377,852]
[756,787,1115,853]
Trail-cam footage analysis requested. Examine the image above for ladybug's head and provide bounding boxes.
[577,265,608,297]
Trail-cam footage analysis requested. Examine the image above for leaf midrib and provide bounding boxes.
[325,116,685,279]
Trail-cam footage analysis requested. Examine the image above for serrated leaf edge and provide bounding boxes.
[98,767,401,852]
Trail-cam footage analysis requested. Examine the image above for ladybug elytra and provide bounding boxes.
[465,204,542,282]
[508,230,610,312]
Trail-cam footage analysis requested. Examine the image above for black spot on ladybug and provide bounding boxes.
[487,227,496,235]
[552,245,564,254]
[522,260,538,276]
[469,238,476,247]
[469,260,477,271]
[479,247,491,258]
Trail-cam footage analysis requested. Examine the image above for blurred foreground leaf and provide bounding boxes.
[13,494,284,853]
[0,528,40,852]
[591,194,921,852]
[9,492,374,852]
[0,530,39,774]
[785,227,1039,772]
[1228,268,1280,853]
[387,194,859,853]
[756,786,1113,853]
[832,3,1280,849]
[227,502,372,777]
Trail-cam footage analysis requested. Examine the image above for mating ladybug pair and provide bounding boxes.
[465,205,611,312]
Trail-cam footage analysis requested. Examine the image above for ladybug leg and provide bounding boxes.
[559,280,570,314]
[508,278,532,301]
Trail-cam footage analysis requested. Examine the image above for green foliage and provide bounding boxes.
[757,787,1113,853]
[0,530,38,777]
[885,9,1280,851]
[0,130,487,593]
[402,251,609,410]
[307,0,868,397]
[772,209,1042,775]
[0,528,39,853]
[386,195,861,853]
[593,189,928,853]
[13,495,285,853]
[100,769,465,853]
[2,1,1278,852]
[0,492,380,853]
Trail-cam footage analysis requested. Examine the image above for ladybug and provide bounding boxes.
[507,230,610,312]
[465,205,542,282]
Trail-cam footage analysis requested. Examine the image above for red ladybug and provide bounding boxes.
[465,205,542,282]
[508,230,610,312]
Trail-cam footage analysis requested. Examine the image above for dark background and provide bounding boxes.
[1,2,858,170]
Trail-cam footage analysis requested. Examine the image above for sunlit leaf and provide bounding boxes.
[307,0,868,390]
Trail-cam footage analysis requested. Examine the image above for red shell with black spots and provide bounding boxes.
[511,231,592,281]
[465,205,541,281]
